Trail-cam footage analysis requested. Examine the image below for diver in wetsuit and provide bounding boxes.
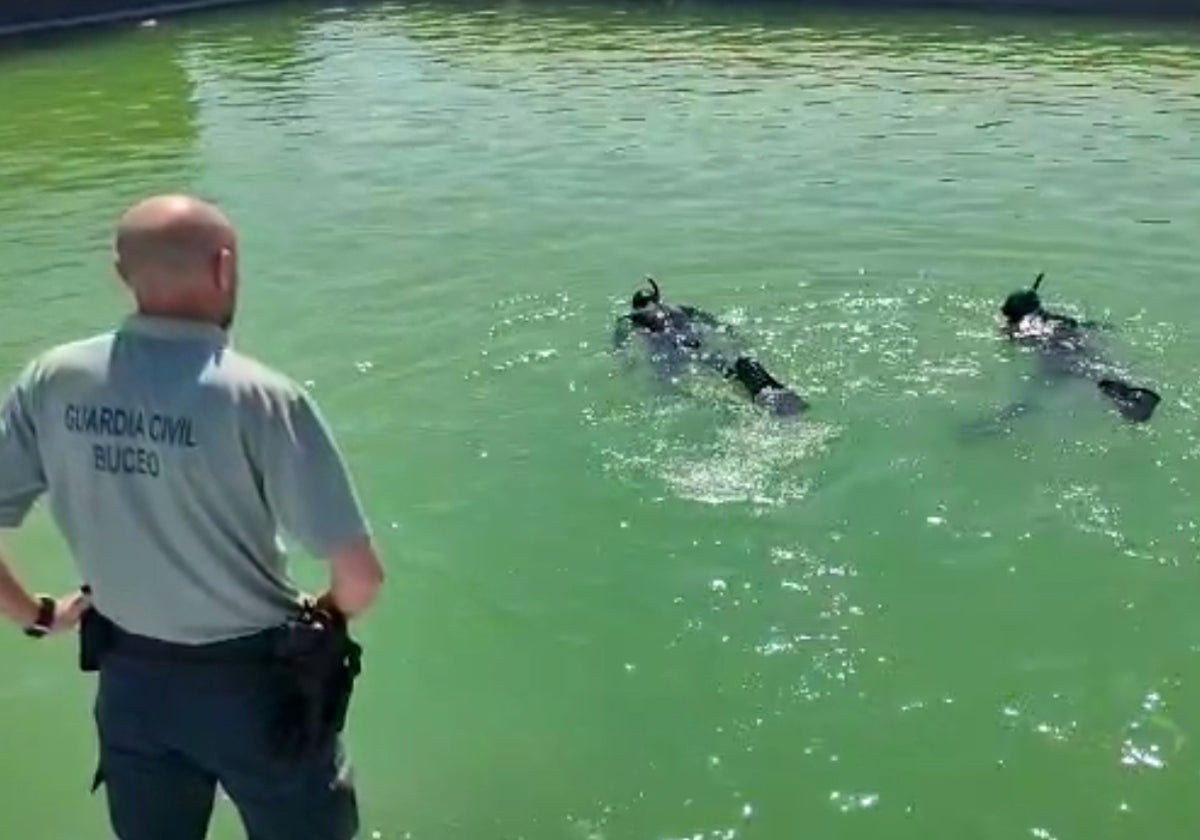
[997,272,1160,423]
[613,276,808,417]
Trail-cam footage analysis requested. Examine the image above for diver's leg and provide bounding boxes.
[730,356,808,416]
[958,371,1049,441]
[731,356,784,394]
[957,400,1039,441]
[1097,377,1161,422]
[1074,355,1162,422]
[696,349,735,378]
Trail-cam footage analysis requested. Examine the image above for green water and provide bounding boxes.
[2,1,1200,837]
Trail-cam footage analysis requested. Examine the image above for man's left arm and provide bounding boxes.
[0,362,87,635]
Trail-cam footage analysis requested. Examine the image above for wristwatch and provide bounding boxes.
[23,596,55,638]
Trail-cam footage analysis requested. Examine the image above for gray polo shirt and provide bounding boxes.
[0,313,372,644]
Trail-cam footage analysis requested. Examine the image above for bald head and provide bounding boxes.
[114,194,240,327]
[116,194,234,282]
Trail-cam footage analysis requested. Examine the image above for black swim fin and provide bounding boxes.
[730,356,808,417]
[1097,378,1161,423]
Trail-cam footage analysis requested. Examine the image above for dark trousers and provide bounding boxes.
[91,632,359,840]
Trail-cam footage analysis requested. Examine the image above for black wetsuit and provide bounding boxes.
[614,301,807,417]
[1002,309,1159,423]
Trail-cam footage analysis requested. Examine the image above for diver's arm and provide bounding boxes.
[1044,311,1114,331]
[1042,312,1080,329]
[680,305,723,328]
[680,305,747,344]
[612,315,634,350]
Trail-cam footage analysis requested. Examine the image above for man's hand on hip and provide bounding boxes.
[48,588,91,634]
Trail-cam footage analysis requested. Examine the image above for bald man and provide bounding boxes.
[0,194,383,840]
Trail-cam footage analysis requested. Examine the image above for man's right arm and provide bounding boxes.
[253,384,384,619]
[319,532,383,618]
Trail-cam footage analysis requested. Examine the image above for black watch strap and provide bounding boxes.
[23,596,55,638]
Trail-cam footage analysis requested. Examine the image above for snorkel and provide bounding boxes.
[629,276,669,332]
[632,276,662,310]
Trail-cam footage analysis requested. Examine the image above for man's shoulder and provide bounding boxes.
[23,331,116,381]
[216,351,341,445]
[214,347,309,405]
[45,330,115,359]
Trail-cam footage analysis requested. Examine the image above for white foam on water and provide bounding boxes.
[656,412,839,507]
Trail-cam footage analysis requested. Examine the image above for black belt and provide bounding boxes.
[92,612,278,666]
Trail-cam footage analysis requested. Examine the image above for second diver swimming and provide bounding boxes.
[613,276,808,418]
[997,271,1161,423]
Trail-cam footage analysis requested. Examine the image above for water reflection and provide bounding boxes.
[371,0,1200,76]
[0,31,198,196]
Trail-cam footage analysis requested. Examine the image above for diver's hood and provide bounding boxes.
[1001,289,1041,322]
[630,306,669,332]
[632,276,662,310]
[1001,272,1046,322]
